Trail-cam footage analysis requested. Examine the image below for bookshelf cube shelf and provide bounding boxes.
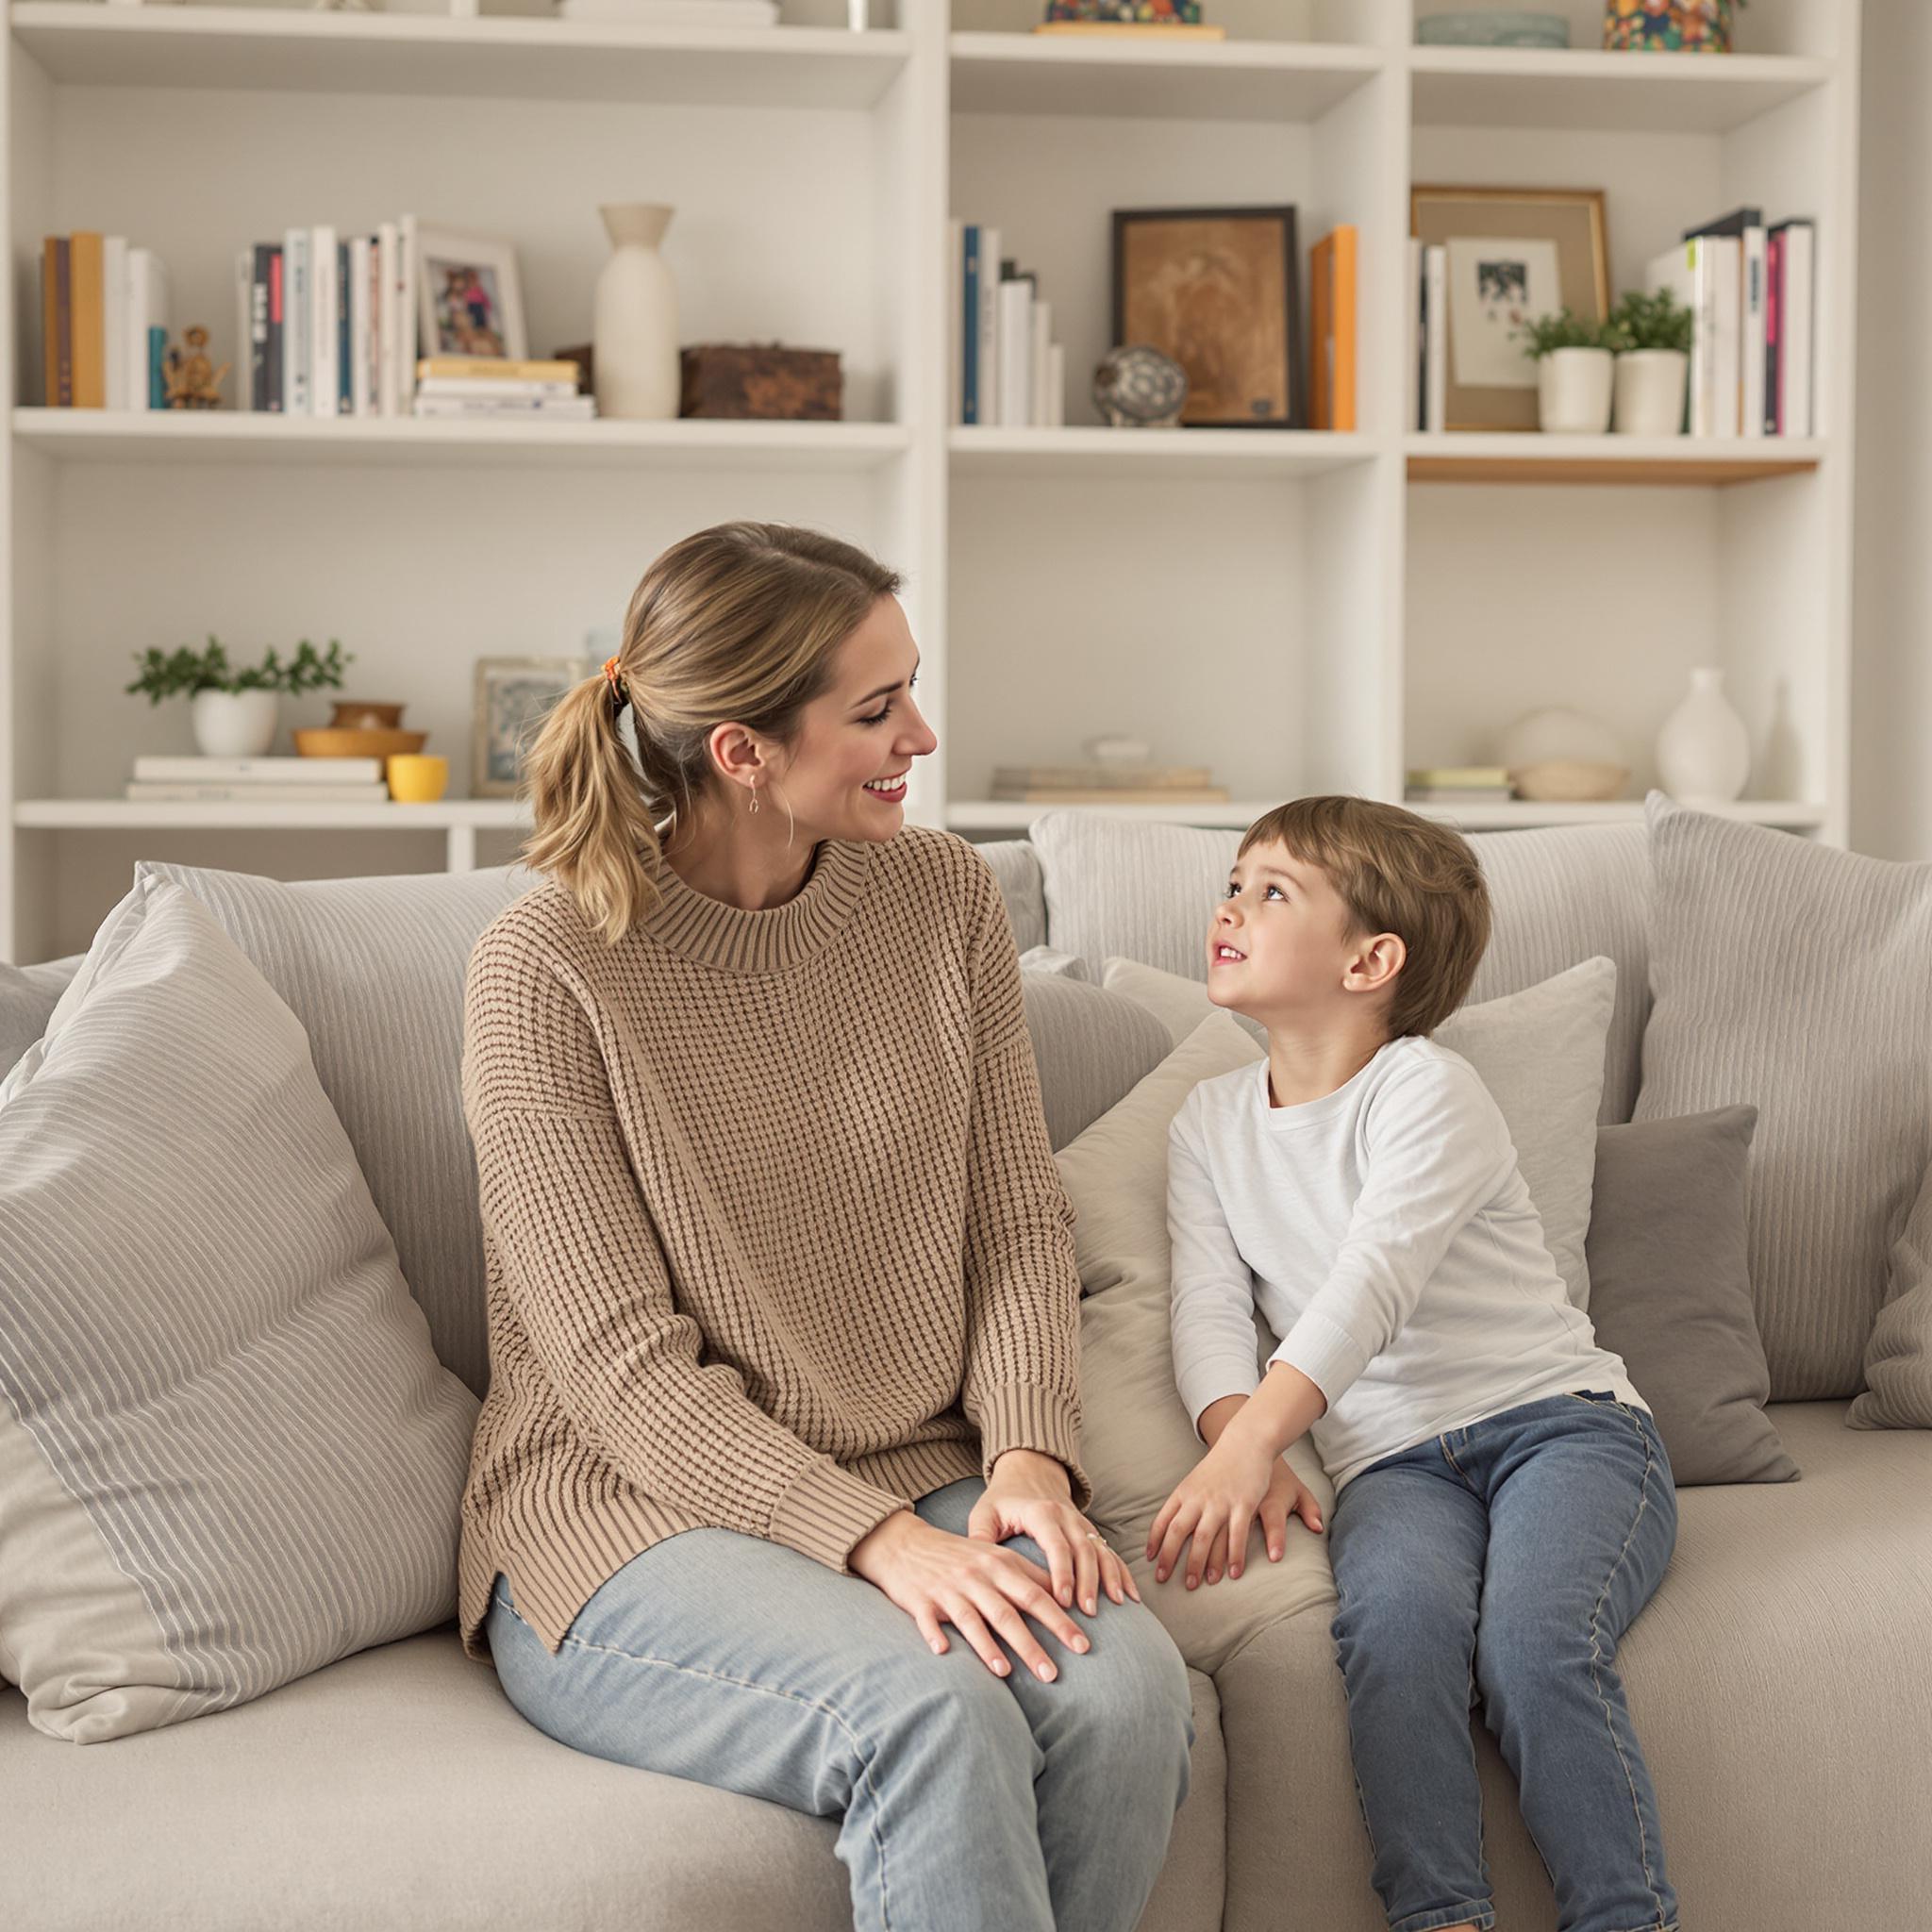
[1,0,1860,962]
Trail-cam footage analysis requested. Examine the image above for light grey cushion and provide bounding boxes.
[1020,968,1172,1153]
[1585,1108,1798,1485]
[135,858,540,1397]
[1848,1154,1932,1430]
[975,838,1048,953]
[0,956,83,1079]
[0,877,478,1742]
[1019,941,1090,980]
[1027,811,1652,1124]
[1635,793,1932,1400]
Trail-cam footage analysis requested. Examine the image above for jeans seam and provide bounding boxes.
[1438,1433,1479,1494]
[492,1591,896,1932]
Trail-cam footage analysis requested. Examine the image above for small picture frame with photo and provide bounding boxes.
[473,654,590,798]
[414,225,527,362]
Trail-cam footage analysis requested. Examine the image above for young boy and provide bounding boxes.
[1149,796,1679,1932]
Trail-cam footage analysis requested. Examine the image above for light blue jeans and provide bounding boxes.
[1326,1389,1680,1932]
[485,1474,1195,1932]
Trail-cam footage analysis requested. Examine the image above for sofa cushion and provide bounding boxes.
[975,838,1048,953]
[1027,810,1651,1124]
[1851,1154,1932,1429]
[1585,1108,1798,1484]
[1020,967,1172,1153]
[0,1629,1226,1932]
[0,955,82,1080]
[1636,793,1932,1399]
[0,877,477,1742]
[134,858,539,1397]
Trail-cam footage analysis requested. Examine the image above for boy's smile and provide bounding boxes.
[1205,840,1359,1017]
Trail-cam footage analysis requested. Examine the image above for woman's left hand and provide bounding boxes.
[969,1452,1142,1618]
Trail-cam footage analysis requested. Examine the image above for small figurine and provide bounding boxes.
[163,326,230,410]
[1093,343,1189,428]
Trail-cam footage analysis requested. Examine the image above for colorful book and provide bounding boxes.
[1310,225,1357,432]
[70,231,105,408]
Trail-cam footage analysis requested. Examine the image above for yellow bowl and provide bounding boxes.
[387,754,449,804]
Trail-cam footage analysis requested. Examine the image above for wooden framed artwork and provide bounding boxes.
[472,654,589,798]
[1110,204,1305,429]
[1411,184,1610,431]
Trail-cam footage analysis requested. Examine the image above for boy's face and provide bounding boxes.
[1205,839,1378,1024]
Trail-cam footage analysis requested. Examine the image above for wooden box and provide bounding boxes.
[678,342,842,420]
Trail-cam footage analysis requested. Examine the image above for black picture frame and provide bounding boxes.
[1110,203,1305,430]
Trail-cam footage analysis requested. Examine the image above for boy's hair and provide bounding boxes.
[1239,795,1491,1039]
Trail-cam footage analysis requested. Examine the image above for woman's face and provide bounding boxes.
[766,593,938,841]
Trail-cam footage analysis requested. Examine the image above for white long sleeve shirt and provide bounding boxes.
[1167,1033,1648,1491]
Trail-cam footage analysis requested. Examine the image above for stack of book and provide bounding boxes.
[125,755,392,805]
[991,762,1229,807]
[411,357,593,420]
[949,222,1066,427]
[39,233,170,409]
[1404,766,1515,806]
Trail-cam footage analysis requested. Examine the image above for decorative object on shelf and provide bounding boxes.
[312,0,384,11]
[1092,344,1189,428]
[679,343,842,420]
[1405,765,1516,806]
[294,726,429,759]
[593,203,678,422]
[125,636,350,760]
[555,0,776,20]
[328,700,406,730]
[1656,666,1750,802]
[1604,287,1691,435]
[412,224,525,362]
[1496,707,1630,803]
[553,342,596,391]
[1412,184,1609,432]
[161,326,229,410]
[412,355,593,422]
[1112,205,1303,429]
[1515,308,1615,434]
[1416,10,1569,45]
[1087,733,1151,763]
[474,655,591,799]
[387,755,450,804]
[1037,1,1222,36]
[1604,0,1741,54]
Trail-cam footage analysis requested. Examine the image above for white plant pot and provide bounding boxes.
[1613,349,1689,437]
[1536,347,1613,435]
[593,203,679,422]
[191,688,279,758]
[1655,666,1750,803]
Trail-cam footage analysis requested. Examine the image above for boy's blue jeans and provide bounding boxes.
[1326,1390,1680,1932]
[484,1474,1194,1932]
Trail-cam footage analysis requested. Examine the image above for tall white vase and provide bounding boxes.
[1655,666,1751,803]
[593,203,679,422]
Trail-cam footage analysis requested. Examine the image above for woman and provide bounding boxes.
[457,521,1194,1932]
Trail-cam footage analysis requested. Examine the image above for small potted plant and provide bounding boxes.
[1605,286,1692,436]
[125,635,352,758]
[1514,308,1616,435]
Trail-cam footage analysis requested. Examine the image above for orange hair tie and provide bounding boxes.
[602,655,627,709]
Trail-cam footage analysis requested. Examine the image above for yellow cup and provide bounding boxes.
[387,754,449,804]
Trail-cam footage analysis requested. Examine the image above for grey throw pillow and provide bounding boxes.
[1585,1107,1798,1485]
[0,956,83,1080]
[1020,969,1171,1153]
[1849,1154,1932,1429]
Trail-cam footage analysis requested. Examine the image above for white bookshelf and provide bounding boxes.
[1,0,1861,962]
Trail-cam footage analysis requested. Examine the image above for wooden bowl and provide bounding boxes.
[1510,758,1628,803]
[293,727,429,760]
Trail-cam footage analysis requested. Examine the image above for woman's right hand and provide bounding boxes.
[850,1508,1091,1683]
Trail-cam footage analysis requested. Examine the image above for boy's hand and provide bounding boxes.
[1146,1428,1324,1590]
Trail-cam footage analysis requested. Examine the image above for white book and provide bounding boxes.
[415,375,578,398]
[283,226,310,414]
[976,225,1001,427]
[1030,295,1052,428]
[1709,233,1740,438]
[1046,341,1065,426]
[998,276,1033,431]
[1687,237,1716,436]
[230,245,251,413]
[1407,235,1423,431]
[376,222,400,418]
[128,245,161,413]
[1778,219,1815,438]
[1740,225,1766,440]
[134,754,386,784]
[125,781,393,804]
[947,217,963,428]
[310,225,338,418]
[1424,243,1447,434]
[349,234,374,417]
[1645,241,1694,435]
[102,236,127,410]
[410,393,596,417]
[397,214,419,412]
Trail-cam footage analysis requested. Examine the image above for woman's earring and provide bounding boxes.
[748,780,759,816]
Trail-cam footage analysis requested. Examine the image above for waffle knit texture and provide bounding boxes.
[455,822,1089,1659]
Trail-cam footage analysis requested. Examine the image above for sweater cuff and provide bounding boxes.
[767,1458,912,1574]
[976,1382,1091,1511]
[1268,1311,1370,1411]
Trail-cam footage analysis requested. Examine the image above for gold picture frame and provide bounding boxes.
[1411,185,1610,432]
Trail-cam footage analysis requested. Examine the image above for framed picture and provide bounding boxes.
[1411,184,1609,431]
[473,655,589,798]
[414,225,527,362]
[1111,205,1304,429]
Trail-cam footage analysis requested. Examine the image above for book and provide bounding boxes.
[415,375,579,398]
[948,217,964,428]
[124,781,394,804]
[284,225,310,415]
[994,763,1215,791]
[1406,765,1510,789]
[130,246,167,414]
[961,223,983,425]
[1708,233,1740,437]
[415,354,579,382]
[133,755,387,784]
[54,237,73,407]
[1310,225,1357,432]
[1407,235,1423,430]
[976,225,1002,426]
[1682,205,1763,241]
[1424,243,1447,433]
[311,224,338,419]
[1740,223,1766,441]
[102,236,127,411]
[336,237,353,415]
[349,234,373,417]
[70,231,104,408]
[377,222,400,417]
[998,273,1034,430]
[1045,342,1065,426]
[410,393,596,417]
[266,243,285,413]
[397,213,418,411]
[1405,786,1514,805]
[1764,225,1783,433]
[41,238,58,407]
[1030,294,1053,429]
[1772,217,1814,438]
[989,786,1233,805]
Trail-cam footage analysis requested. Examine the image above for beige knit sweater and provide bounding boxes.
[455,821,1090,1660]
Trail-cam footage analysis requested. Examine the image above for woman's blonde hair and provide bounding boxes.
[518,521,904,947]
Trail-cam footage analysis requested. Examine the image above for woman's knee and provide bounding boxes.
[1054,1609,1194,1763]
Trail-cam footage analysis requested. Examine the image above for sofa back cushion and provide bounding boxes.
[976,839,1049,954]
[1026,811,1651,1124]
[0,956,84,1080]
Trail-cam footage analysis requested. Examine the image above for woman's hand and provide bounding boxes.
[966,1457,1142,1621]
[1146,1430,1324,1590]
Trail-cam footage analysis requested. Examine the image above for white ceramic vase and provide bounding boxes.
[1613,349,1689,437]
[191,689,279,758]
[1656,666,1750,802]
[1536,347,1613,435]
[593,203,679,422]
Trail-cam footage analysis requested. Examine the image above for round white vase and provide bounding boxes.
[1655,666,1750,803]
[191,689,279,758]
[1612,349,1689,437]
[1536,347,1613,435]
[593,203,679,422]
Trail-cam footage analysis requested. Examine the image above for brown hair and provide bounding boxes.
[1238,795,1491,1039]
[518,521,903,948]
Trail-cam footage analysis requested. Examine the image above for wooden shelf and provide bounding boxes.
[951,425,1379,480]
[8,4,911,108]
[11,409,912,472]
[1406,434,1824,487]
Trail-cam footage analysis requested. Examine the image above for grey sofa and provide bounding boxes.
[5,814,1929,1931]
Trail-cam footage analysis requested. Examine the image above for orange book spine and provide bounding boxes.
[69,230,105,408]
[1331,225,1357,433]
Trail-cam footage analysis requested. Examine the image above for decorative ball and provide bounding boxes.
[1093,344,1189,428]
